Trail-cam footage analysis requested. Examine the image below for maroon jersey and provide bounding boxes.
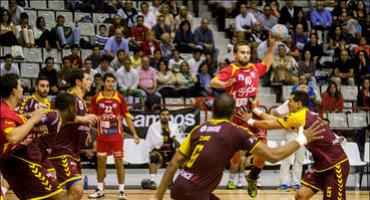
[277,108,348,172]
[49,91,89,159]
[172,119,259,199]
[158,126,175,152]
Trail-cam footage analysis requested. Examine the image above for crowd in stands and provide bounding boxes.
[0,0,370,112]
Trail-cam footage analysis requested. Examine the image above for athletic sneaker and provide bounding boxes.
[236,181,243,189]
[246,177,258,198]
[257,180,262,188]
[226,180,236,189]
[88,189,105,199]
[293,183,301,190]
[278,184,289,192]
[148,181,157,190]
[118,191,128,200]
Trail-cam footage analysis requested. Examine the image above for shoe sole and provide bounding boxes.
[88,195,105,199]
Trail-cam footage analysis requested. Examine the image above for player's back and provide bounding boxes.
[172,120,258,199]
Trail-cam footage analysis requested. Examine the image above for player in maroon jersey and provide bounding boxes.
[151,93,324,200]
[239,90,349,200]
[210,36,277,195]
[49,69,98,200]
[89,73,140,200]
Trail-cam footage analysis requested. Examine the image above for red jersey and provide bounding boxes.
[90,92,130,142]
[277,108,348,172]
[216,63,267,108]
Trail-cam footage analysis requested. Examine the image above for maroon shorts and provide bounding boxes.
[0,156,62,200]
[49,155,82,188]
[301,160,350,200]
[171,178,219,200]
[42,158,55,172]
[96,140,123,159]
[150,149,175,167]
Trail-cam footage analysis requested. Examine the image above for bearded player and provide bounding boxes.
[210,36,276,196]
[49,69,98,200]
[89,73,140,200]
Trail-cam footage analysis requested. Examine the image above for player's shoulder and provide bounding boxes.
[229,122,254,136]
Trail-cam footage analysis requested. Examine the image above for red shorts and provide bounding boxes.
[301,160,349,200]
[49,155,82,188]
[96,140,123,159]
[0,156,62,200]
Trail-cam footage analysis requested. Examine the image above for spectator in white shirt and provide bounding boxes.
[115,57,142,98]
[236,4,257,41]
[174,5,193,29]
[96,55,115,76]
[168,49,184,73]
[187,49,204,75]
[139,2,156,29]
[149,0,161,17]
[84,57,97,81]
[0,54,19,75]
[7,0,23,25]
[110,49,127,71]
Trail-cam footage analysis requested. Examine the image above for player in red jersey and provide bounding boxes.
[89,73,140,200]
[210,36,277,195]
[151,93,324,200]
[240,90,349,200]
[49,69,98,200]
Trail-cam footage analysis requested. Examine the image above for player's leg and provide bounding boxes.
[0,178,9,197]
[50,191,69,200]
[295,185,316,200]
[147,151,163,189]
[298,168,322,200]
[322,161,350,200]
[292,146,305,190]
[89,140,107,198]
[67,180,84,200]
[278,154,292,191]
[113,140,127,200]
[236,152,247,188]
[228,151,241,189]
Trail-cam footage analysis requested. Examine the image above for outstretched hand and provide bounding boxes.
[236,106,253,123]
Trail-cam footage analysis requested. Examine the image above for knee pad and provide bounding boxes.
[149,152,161,164]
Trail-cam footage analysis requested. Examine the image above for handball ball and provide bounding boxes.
[271,24,289,40]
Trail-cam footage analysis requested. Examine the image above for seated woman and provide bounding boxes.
[354,50,370,86]
[173,20,196,53]
[15,12,34,47]
[175,61,197,97]
[33,16,51,49]
[321,81,344,113]
[195,62,216,97]
[141,30,160,57]
[0,9,18,46]
[156,60,177,98]
[298,50,317,86]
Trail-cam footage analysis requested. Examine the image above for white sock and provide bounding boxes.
[238,173,244,182]
[119,184,125,192]
[97,182,104,191]
[1,187,7,196]
[150,173,156,181]
[229,173,236,181]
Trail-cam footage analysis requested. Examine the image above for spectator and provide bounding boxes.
[130,49,143,69]
[278,0,303,30]
[291,75,317,109]
[130,15,149,51]
[257,5,278,31]
[156,60,177,98]
[137,56,161,110]
[108,14,129,37]
[160,32,174,61]
[141,30,160,57]
[0,54,19,75]
[33,16,51,49]
[354,50,370,86]
[187,49,204,75]
[321,82,344,113]
[328,26,347,48]
[87,44,103,69]
[0,9,18,46]
[250,21,268,45]
[159,3,175,31]
[174,5,193,29]
[201,52,218,75]
[332,49,355,86]
[292,10,309,33]
[149,50,163,70]
[225,36,238,63]
[352,0,367,31]
[95,24,109,49]
[358,78,370,107]
[175,61,197,97]
[168,49,184,73]
[6,0,23,25]
[102,0,118,14]
[354,36,370,56]
[195,63,215,97]
[38,57,58,94]
[152,15,172,43]
[50,15,81,49]
[298,50,317,86]
[15,12,34,47]
[248,0,263,20]
[96,55,115,76]
[271,44,299,85]
[115,57,142,98]
[194,18,218,61]
[149,0,161,17]
[117,0,138,28]
[110,49,126,71]
[331,0,347,22]
[292,24,308,51]
[68,44,83,69]
[66,0,94,13]
[58,56,72,89]
[89,73,103,95]
[104,28,129,59]
[333,39,350,60]
[284,34,300,60]
[213,0,235,32]
[302,34,323,64]
[269,0,281,19]
[173,20,196,53]
[235,4,257,41]
[84,57,97,81]
[310,1,332,43]
[139,2,156,29]
[168,0,179,16]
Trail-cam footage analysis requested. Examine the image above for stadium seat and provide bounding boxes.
[93,13,110,23]
[43,48,62,64]
[79,22,95,36]
[24,9,37,27]
[81,49,93,61]
[123,139,149,165]
[258,93,276,107]
[365,142,369,164]
[0,0,8,8]
[327,113,348,128]
[2,46,11,55]
[62,49,72,58]
[41,63,61,72]
[347,112,368,128]
[341,85,358,102]
[281,85,293,101]
[74,12,92,22]
[343,142,367,188]
[20,63,40,78]
[38,10,56,29]
[48,0,65,11]
[56,11,74,27]
[163,98,186,110]
[29,0,47,9]
[23,48,43,63]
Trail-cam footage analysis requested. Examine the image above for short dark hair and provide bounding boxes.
[117,49,126,55]
[159,108,169,115]
[94,73,102,79]
[57,15,64,20]
[71,43,80,50]
[62,56,69,64]
[68,69,85,87]
[140,2,148,7]
[291,90,309,107]
[234,41,250,53]
[213,93,235,118]
[36,76,49,85]
[4,53,13,60]
[54,93,76,111]
[20,12,28,20]
[100,55,110,63]
[103,73,116,82]
[45,56,54,64]
[136,15,144,20]
[0,73,20,99]
[98,24,106,29]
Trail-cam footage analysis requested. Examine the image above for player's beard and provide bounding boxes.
[39,91,48,98]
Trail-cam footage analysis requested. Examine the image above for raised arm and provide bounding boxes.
[261,34,278,72]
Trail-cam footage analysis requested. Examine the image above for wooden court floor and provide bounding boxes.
[5,189,370,200]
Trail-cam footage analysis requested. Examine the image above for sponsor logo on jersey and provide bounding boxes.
[238,74,244,81]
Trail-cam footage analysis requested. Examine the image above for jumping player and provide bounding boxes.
[152,93,324,200]
[89,73,140,200]
[49,69,98,200]
[210,35,277,195]
[239,90,349,200]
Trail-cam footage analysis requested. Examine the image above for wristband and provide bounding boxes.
[252,108,263,116]
[294,127,307,146]
[247,119,256,126]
